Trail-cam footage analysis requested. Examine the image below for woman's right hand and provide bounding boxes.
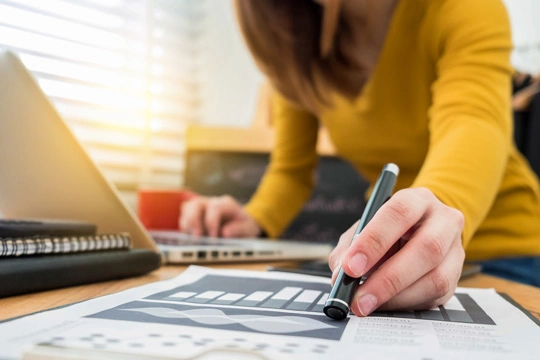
[179,195,262,238]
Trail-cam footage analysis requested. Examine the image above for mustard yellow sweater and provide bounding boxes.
[245,0,540,261]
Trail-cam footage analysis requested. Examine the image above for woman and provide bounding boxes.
[180,0,540,316]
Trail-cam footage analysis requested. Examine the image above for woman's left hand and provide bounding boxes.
[328,187,465,316]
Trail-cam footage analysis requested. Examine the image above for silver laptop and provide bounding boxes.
[0,51,332,264]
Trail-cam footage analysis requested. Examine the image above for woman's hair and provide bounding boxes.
[234,0,367,113]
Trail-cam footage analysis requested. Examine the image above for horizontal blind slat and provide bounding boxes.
[0,0,202,196]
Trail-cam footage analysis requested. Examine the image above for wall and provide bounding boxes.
[503,0,540,74]
[197,0,263,127]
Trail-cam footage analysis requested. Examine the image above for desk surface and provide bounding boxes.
[0,262,539,322]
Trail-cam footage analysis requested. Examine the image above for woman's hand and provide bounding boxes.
[328,187,465,316]
[179,195,262,238]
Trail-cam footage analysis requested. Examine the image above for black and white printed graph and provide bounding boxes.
[88,300,346,340]
[143,275,495,325]
[146,275,332,313]
[87,274,495,342]
[88,275,347,340]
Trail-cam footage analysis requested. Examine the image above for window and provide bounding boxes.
[0,0,201,208]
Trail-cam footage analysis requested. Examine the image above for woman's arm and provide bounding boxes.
[414,0,513,247]
[245,91,320,238]
[331,0,513,315]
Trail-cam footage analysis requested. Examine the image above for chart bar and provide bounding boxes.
[169,291,197,300]
[262,287,303,309]
[235,291,274,307]
[445,310,473,323]
[420,309,444,321]
[311,293,329,312]
[454,293,494,324]
[189,291,225,303]
[444,296,465,311]
[211,293,245,305]
[287,290,321,311]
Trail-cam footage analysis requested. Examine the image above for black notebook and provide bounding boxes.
[0,249,162,298]
[0,218,161,298]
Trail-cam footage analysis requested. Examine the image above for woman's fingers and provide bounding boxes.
[203,198,223,237]
[374,240,465,312]
[340,188,433,278]
[180,195,260,238]
[180,197,208,235]
[204,195,241,237]
[346,194,464,316]
[328,187,465,316]
[222,219,260,238]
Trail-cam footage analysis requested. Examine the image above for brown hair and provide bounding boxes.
[234,0,367,113]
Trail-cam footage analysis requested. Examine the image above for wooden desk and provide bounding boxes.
[0,263,539,322]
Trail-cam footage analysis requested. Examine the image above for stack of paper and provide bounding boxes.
[1,266,538,360]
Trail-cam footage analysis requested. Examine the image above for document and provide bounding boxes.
[1,266,539,359]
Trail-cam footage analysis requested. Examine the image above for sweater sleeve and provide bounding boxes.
[244,92,319,238]
[413,0,513,247]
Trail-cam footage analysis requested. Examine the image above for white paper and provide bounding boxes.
[0,265,538,360]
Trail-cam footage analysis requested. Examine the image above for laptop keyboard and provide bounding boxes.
[152,233,229,246]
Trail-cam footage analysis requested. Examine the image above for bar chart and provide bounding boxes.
[78,275,349,340]
[146,275,331,313]
[86,274,495,342]
[145,275,495,325]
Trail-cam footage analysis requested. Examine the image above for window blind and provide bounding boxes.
[0,0,202,208]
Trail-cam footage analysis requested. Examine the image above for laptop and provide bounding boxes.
[0,51,332,264]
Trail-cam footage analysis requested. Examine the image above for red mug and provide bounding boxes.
[137,188,197,230]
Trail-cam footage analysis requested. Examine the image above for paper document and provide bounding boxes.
[0,266,538,359]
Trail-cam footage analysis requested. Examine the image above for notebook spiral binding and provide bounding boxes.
[0,233,132,257]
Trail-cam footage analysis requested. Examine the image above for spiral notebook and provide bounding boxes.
[0,218,132,258]
[0,231,131,257]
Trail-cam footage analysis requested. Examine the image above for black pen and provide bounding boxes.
[323,163,399,320]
